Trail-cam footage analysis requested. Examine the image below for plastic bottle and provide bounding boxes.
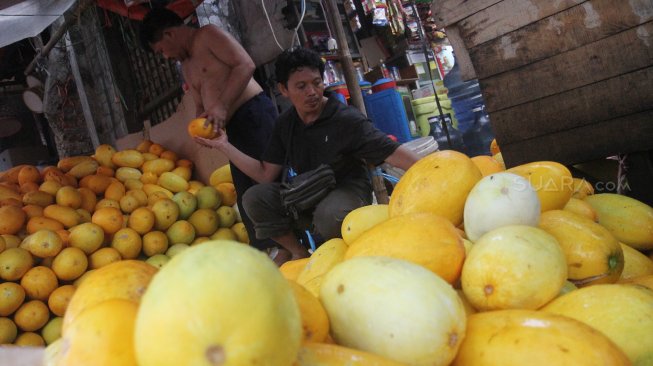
[324,60,340,85]
[379,59,391,79]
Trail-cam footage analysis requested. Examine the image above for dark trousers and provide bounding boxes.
[226,92,277,250]
[242,180,372,244]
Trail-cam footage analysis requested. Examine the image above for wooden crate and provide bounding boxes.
[432,0,653,167]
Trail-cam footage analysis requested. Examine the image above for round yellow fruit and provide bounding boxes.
[112,228,143,259]
[20,229,63,258]
[0,282,25,316]
[166,220,196,245]
[542,284,653,365]
[14,331,45,346]
[128,207,155,235]
[134,241,302,366]
[14,299,49,332]
[188,208,219,236]
[389,150,482,226]
[48,285,75,317]
[20,266,59,301]
[453,309,630,366]
[215,183,237,207]
[142,231,169,257]
[461,225,567,311]
[89,247,122,269]
[0,317,18,344]
[320,256,466,366]
[62,260,157,333]
[41,316,63,345]
[68,222,104,255]
[209,164,232,186]
[59,299,138,366]
[230,222,249,244]
[0,247,33,281]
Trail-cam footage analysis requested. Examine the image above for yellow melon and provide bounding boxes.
[296,238,348,297]
[288,280,329,343]
[279,257,310,281]
[453,309,630,366]
[209,164,233,186]
[112,149,144,169]
[62,260,157,333]
[0,205,26,235]
[584,193,653,250]
[571,177,594,199]
[507,161,573,212]
[340,204,388,245]
[346,212,465,284]
[619,242,653,280]
[389,150,482,226]
[321,256,466,366]
[563,197,598,221]
[134,241,301,366]
[539,210,624,286]
[59,299,139,366]
[461,225,567,311]
[296,342,406,366]
[542,284,653,365]
[470,155,504,177]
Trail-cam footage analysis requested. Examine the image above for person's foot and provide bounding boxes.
[268,247,293,266]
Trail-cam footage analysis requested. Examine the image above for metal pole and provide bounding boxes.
[324,0,389,204]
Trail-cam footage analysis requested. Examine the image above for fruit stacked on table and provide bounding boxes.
[4,138,653,366]
[0,140,246,349]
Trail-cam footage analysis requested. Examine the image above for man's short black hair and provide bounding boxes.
[139,7,184,50]
[274,47,325,86]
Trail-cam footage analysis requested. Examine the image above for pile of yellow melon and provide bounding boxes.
[0,139,246,348]
[5,139,653,366]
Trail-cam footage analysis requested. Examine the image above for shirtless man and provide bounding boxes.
[140,7,278,255]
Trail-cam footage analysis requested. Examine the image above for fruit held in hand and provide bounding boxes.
[187,118,216,139]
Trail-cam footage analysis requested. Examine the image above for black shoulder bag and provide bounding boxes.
[279,120,336,220]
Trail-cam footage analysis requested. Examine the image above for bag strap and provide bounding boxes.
[281,119,295,185]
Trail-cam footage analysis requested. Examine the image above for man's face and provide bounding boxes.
[279,67,325,116]
[150,31,181,61]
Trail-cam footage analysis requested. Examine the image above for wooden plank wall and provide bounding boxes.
[432,0,653,167]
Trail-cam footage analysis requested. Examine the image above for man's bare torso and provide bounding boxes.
[182,27,263,119]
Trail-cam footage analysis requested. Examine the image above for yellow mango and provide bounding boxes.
[507,161,573,212]
[296,238,348,297]
[43,204,82,228]
[141,158,175,176]
[453,309,630,366]
[22,191,54,207]
[68,160,99,179]
[539,210,623,286]
[584,193,653,250]
[389,150,482,226]
[142,184,173,199]
[115,167,142,183]
[340,204,388,245]
[94,144,117,168]
[57,156,94,172]
[111,150,144,169]
[157,172,188,193]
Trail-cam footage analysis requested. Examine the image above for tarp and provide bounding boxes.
[0,0,76,49]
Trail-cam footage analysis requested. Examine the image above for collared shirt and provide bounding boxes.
[262,94,400,184]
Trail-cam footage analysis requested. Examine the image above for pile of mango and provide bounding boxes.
[0,139,245,348]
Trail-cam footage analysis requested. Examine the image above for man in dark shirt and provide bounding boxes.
[196,47,419,262]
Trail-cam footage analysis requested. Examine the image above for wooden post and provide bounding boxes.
[324,0,389,204]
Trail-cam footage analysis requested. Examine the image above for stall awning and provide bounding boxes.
[0,0,77,49]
